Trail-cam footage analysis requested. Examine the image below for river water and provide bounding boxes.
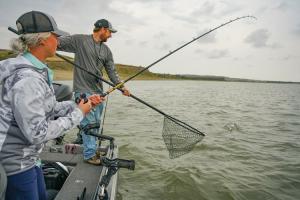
[59,80,300,200]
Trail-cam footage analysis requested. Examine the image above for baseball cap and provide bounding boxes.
[94,19,117,33]
[14,11,69,36]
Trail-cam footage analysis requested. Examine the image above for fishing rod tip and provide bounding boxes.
[248,15,257,20]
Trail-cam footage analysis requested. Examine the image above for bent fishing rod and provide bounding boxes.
[102,15,256,96]
[8,24,205,159]
[8,25,201,135]
[55,53,203,135]
[55,54,205,159]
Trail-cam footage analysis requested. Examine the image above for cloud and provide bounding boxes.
[244,29,271,48]
[55,0,147,34]
[275,1,289,11]
[216,1,241,16]
[294,24,300,36]
[171,15,198,24]
[281,55,298,61]
[190,1,240,18]
[139,41,148,47]
[169,0,242,27]
[123,0,173,3]
[151,31,170,50]
[194,49,204,54]
[108,1,148,27]
[169,1,216,25]
[153,31,167,39]
[0,0,63,26]
[196,28,217,44]
[191,1,215,17]
[158,43,171,51]
[255,5,269,15]
[282,55,291,61]
[269,43,282,49]
[206,49,229,59]
[256,1,289,15]
[125,39,134,45]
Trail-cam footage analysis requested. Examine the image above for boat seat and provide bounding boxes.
[0,164,7,200]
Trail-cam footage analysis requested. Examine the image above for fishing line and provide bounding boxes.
[102,15,257,96]
[100,87,109,135]
[55,53,204,158]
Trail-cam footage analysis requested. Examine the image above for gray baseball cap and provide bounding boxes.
[15,11,69,36]
[94,19,117,33]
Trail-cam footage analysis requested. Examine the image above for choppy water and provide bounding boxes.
[60,80,300,200]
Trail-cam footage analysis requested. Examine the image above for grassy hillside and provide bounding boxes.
[0,49,178,80]
[0,49,17,60]
[46,56,179,80]
[1,49,299,84]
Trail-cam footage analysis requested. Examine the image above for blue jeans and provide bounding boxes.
[6,166,47,200]
[75,92,104,160]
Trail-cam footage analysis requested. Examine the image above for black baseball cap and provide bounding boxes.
[14,11,69,36]
[94,19,117,33]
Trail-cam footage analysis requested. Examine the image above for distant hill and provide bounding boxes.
[0,49,178,80]
[1,49,299,84]
[45,56,180,80]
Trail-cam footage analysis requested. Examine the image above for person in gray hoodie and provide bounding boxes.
[0,11,104,200]
[58,19,130,165]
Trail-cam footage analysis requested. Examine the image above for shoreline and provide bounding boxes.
[52,69,300,85]
[1,50,299,84]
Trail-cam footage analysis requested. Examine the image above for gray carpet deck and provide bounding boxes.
[40,151,104,200]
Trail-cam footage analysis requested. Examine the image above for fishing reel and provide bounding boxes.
[75,93,88,104]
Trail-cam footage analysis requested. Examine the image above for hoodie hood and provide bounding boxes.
[0,55,33,83]
[0,54,51,85]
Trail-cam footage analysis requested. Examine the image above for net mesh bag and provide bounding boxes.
[162,115,205,159]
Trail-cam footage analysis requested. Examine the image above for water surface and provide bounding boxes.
[59,80,300,200]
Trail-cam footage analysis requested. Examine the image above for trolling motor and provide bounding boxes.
[98,157,135,200]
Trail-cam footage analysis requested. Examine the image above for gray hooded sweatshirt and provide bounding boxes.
[0,55,83,176]
[58,34,122,93]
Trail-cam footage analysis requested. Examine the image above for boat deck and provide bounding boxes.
[40,145,115,200]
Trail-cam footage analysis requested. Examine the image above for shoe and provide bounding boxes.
[85,155,101,165]
[96,150,106,158]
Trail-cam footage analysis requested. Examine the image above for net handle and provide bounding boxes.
[55,54,204,136]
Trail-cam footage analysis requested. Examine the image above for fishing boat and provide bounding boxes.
[39,83,135,200]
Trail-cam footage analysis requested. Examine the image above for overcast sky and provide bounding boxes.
[0,0,299,82]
